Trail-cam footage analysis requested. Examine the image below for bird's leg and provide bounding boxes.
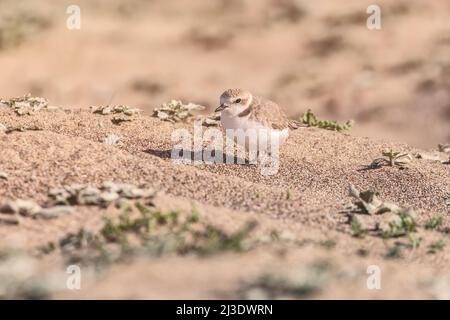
[247,147,258,165]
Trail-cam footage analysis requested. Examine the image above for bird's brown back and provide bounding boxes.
[238,95,293,130]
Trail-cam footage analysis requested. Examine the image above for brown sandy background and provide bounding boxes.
[0,0,449,147]
[0,0,449,299]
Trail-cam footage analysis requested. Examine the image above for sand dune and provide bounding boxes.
[0,106,449,299]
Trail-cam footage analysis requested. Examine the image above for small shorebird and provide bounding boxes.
[215,88,301,155]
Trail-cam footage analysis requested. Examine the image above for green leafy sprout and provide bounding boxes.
[299,109,353,132]
[368,149,412,169]
[54,201,258,267]
[428,240,446,254]
[424,216,443,230]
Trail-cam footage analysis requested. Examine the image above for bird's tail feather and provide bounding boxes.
[288,119,307,130]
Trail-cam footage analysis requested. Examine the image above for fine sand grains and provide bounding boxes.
[0,107,449,299]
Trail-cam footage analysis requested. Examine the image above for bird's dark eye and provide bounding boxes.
[235,98,242,103]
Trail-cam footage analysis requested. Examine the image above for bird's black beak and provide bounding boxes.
[215,104,227,112]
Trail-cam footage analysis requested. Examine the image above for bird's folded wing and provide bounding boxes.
[245,96,291,130]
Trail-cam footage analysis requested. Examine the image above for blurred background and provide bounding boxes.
[0,0,448,148]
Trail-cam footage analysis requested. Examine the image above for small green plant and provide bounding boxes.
[348,185,400,215]
[270,230,280,241]
[114,203,257,256]
[55,202,258,267]
[241,262,330,299]
[319,239,336,250]
[408,234,422,250]
[379,210,417,239]
[428,240,446,254]
[385,244,402,259]
[424,216,443,230]
[369,149,412,169]
[188,206,200,223]
[191,221,257,256]
[0,94,49,116]
[103,134,122,146]
[345,186,420,242]
[348,215,365,237]
[356,248,369,257]
[48,182,155,207]
[92,105,141,116]
[245,274,319,299]
[111,117,133,125]
[153,100,205,123]
[298,109,353,132]
[200,112,221,127]
[4,125,43,134]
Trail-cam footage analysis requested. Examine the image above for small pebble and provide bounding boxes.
[0,171,8,180]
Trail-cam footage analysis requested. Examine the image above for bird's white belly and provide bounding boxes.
[221,113,289,152]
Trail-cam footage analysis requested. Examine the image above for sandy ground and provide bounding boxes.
[0,0,449,148]
[0,0,449,300]
[0,106,449,299]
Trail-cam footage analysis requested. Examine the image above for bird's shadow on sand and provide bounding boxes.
[144,148,252,165]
